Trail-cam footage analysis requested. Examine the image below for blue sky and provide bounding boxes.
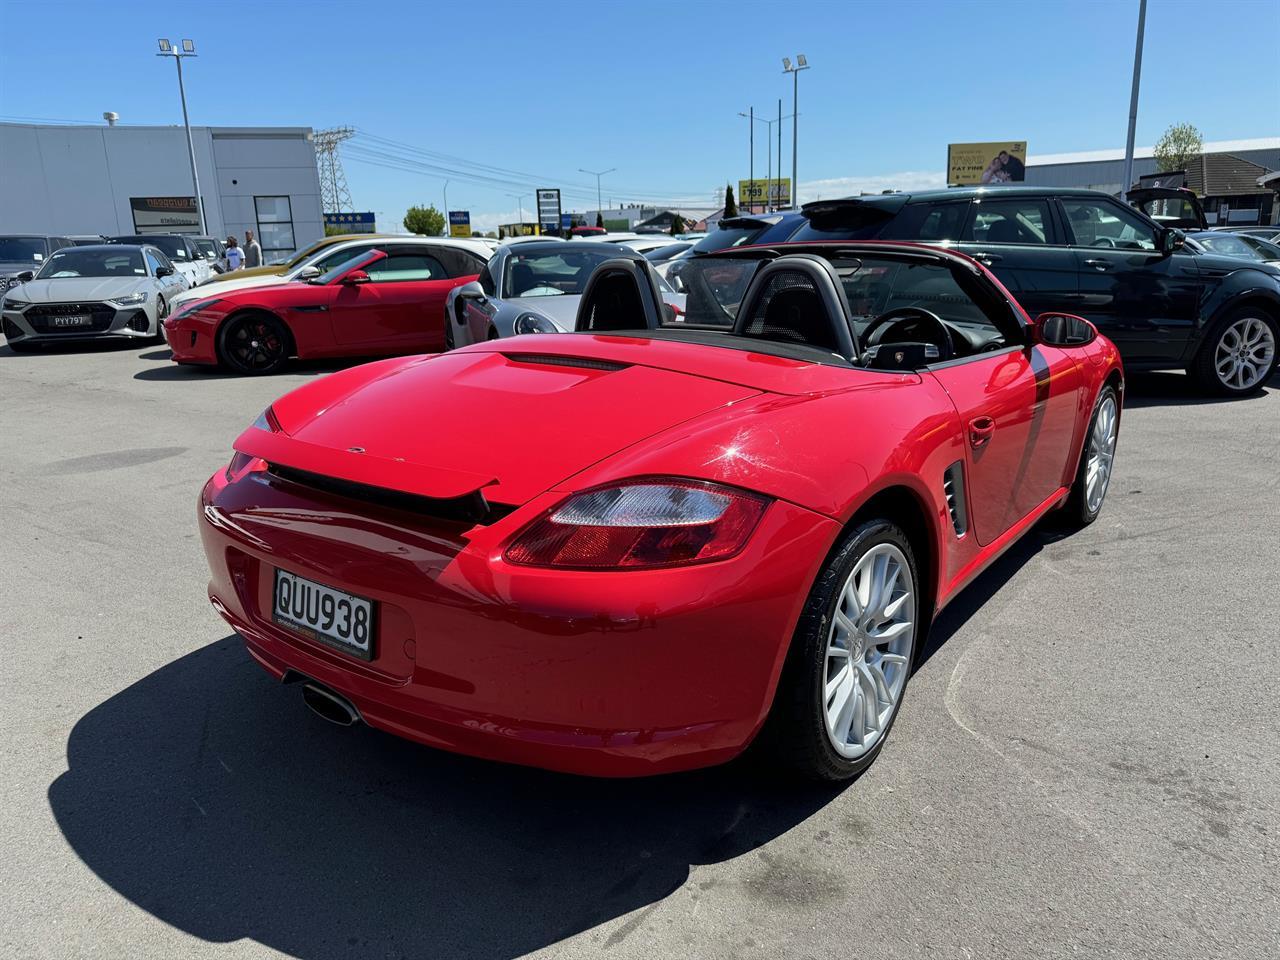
[2,0,1277,231]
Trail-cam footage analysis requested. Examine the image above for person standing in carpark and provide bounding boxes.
[225,236,244,271]
[244,230,262,268]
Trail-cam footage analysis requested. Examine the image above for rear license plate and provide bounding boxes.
[272,568,375,660]
[51,314,92,327]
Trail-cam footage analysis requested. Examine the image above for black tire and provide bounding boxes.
[760,519,921,782]
[1061,384,1120,528]
[1189,307,1279,396]
[152,297,169,343]
[217,312,290,376]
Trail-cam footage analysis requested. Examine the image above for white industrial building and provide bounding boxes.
[0,122,325,260]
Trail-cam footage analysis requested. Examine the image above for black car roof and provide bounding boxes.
[802,185,1115,216]
[708,239,986,275]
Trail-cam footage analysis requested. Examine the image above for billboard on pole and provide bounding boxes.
[946,142,1027,185]
[738,178,791,210]
[536,189,562,235]
[448,211,472,237]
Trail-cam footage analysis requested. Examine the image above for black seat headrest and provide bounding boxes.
[732,255,857,360]
[575,256,667,332]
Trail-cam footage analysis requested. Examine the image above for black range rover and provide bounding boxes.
[786,187,1280,395]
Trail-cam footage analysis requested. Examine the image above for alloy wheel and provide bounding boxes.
[1085,393,1118,514]
[226,316,286,373]
[1214,316,1275,392]
[823,542,915,759]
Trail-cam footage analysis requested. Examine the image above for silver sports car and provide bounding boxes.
[444,240,682,349]
[1,244,188,352]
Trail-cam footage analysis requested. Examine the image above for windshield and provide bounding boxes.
[503,248,619,297]
[112,236,189,260]
[644,243,691,261]
[36,248,147,279]
[286,238,344,269]
[191,238,219,259]
[0,237,49,262]
[315,249,381,284]
[1243,236,1280,260]
[691,222,772,255]
[665,258,762,326]
[1194,233,1260,260]
[1137,196,1201,226]
[790,206,894,242]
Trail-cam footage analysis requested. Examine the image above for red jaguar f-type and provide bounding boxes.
[166,245,484,374]
[199,242,1123,780]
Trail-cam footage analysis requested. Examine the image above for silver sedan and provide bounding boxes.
[1,244,187,351]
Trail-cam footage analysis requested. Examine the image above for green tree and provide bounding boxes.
[403,204,445,236]
[669,213,685,236]
[1153,123,1204,173]
[595,211,605,229]
[724,184,739,218]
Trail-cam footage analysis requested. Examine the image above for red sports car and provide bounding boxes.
[198,242,1123,779]
[166,244,484,374]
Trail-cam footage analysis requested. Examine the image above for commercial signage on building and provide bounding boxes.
[738,178,791,210]
[448,211,472,237]
[324,212,377,234]
[536,188,562,235]
[130,196,201,234]
[946,142,1027,185]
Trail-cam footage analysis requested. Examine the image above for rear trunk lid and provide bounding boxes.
[247,347,766,507]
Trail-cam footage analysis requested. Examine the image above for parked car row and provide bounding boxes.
[5,187,1278,397]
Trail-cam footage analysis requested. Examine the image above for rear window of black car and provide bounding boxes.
[790,205,896,242]
[691,223,770,254]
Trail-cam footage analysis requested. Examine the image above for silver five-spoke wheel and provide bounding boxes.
[1085,392,1118,514]
[1214,316,1275,392]
[823,543,915,759]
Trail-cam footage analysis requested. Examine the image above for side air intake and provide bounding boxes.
[942,462,968,538]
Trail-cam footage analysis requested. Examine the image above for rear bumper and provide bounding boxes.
[199,467,838,777]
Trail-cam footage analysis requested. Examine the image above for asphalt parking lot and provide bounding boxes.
[1,341,1277,960]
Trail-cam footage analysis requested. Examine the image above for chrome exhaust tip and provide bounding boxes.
[301,681,361,727]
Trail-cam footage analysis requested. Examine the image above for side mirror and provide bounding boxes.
[341,269,370,286]
[296,266,321,280]
[1160,227,1186,256]
[16,270,35,283]
[456,280,486,301]
[155,265,174,278]
[1032,312,1098,347]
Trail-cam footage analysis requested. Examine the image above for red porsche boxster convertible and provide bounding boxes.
[199,242,1123,780]
[165,243,485,374]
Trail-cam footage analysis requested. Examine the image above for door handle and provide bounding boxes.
[973,251,1002,264]
[1083,258,1111,271]
[968,416,996,449]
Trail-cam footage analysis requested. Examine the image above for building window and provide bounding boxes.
[254,196,296,261]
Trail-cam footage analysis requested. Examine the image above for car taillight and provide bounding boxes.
[224,451,266,483]
[505,479,769,570]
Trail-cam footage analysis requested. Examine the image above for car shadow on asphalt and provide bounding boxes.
[133,356,373,382]
[48,636,844,959]
[1121,369,1278,408]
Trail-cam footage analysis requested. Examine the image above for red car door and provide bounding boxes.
[330,248,460,353]
[857,257,1084,547]
[930,345,1082,545]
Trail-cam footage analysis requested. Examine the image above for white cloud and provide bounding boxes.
[797,169,947,204]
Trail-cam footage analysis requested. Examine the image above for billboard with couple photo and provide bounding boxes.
[947,142,1027,185]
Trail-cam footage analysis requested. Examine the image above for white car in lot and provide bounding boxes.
[1,244,187,351]
[169,235,495,311]
[108,234,211,288]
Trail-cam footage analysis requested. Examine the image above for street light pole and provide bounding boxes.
[442,180,449,237]
[580,167,615,221]
[157,39,207,235]
[782,55,810,208]
[508,194,527,226]
[738,109,756,212]
[1120,0,1147,201]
